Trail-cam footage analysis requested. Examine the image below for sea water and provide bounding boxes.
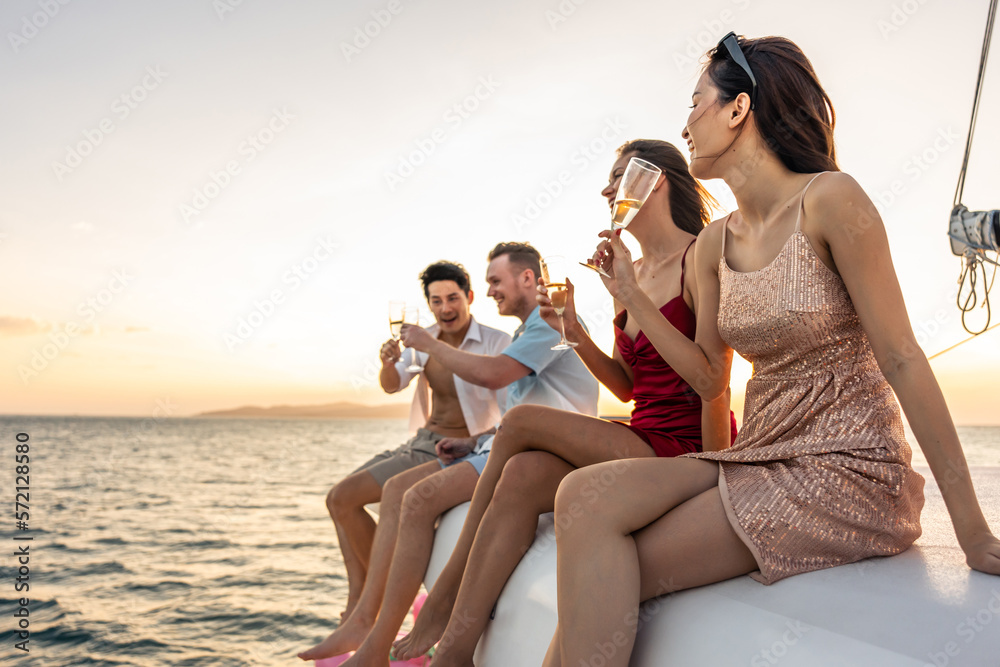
[0,416,996,666]
[0,416,411,666]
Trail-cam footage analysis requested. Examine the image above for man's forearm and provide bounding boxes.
[424,337,508,389]
[473,425,498,439]
[379,364,401,393]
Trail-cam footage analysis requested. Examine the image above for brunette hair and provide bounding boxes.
[705,35,839,173]
[616,139,717,235]
[419,261,471,300]
[487,242,541,282]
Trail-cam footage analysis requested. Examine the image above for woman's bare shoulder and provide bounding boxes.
[803,171,883,241]
[694,216,729,259]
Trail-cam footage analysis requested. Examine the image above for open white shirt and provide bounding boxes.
[393,317,511,436]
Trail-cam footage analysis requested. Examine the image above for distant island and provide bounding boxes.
[196,401,410,419]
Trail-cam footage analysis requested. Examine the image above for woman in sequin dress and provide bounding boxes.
[543,34,1000,667]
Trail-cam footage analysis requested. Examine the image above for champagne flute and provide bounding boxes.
[403,305,425,372]
[541,256,578,351]
[580,156,662,277]
[388,301,405,341]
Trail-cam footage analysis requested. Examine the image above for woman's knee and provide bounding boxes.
[496,404,549,445]
[554,462,629,529]
[494,452,562,508]
[553,468,596,527]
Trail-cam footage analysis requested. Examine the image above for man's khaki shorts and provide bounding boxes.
[353,428,445,486]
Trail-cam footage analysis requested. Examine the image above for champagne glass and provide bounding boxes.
[540,256,578,351]
[580,156,662,277]
[388,301,405,341]
[403,305,425,372]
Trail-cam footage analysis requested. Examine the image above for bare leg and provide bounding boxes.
[431,452,572,667]
[326,470,382,619]
[341,462,480,667]
[395,406,651,660]
[299,461,443,660]
[554,458,756,667]
[541,625,560,667]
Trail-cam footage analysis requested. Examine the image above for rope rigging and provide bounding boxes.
[947,0,1000,337]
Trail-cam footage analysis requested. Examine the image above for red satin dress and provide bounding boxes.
[613,242,738,456]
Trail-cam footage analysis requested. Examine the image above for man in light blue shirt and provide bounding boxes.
[299,242,597,662]
[500,304,598,419]
[322,261,509,632]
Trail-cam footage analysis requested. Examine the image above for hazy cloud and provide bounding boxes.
[0,315,51,337]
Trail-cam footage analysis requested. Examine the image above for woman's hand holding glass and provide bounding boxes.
[596,229,641,303]
[581,156,662,276]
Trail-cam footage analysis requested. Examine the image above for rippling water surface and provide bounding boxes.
[0,416,411,666]
[0,416,996,666]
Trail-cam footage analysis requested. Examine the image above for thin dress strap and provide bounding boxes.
[794,172,828,232]
[679,239,696,293]
[720,212,733,256]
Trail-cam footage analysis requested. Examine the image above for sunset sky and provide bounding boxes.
[2,0,999,424]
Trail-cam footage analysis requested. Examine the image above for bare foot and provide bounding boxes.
[429,641,475,667]
[392,593,452,661]
[296,613,374,661]
[338,642,390,667]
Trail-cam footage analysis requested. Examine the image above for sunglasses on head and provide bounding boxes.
[718,31,757,110]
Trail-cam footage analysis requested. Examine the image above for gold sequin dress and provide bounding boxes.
[685,173,925,584]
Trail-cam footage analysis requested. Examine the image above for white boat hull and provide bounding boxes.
[424,466,1000,666]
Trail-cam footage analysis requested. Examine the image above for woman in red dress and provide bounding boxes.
[392,139,738,665]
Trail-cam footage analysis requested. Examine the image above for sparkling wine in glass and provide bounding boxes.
[403,305,425,372]
[580,156,662,277]
[541,256,578,351]
[388,301,405,341]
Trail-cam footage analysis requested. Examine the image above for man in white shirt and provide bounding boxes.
[300,243,598,662]
[325,261,510,624]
